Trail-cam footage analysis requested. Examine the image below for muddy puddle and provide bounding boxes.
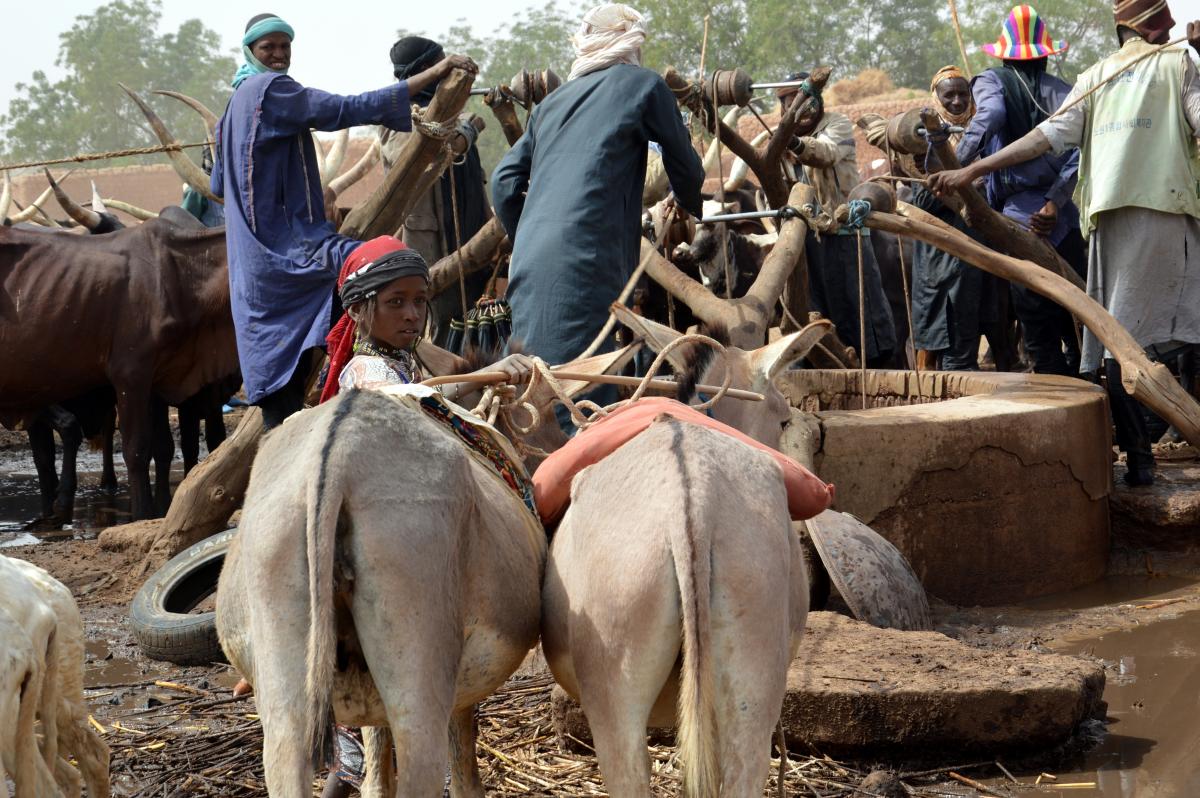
[0,443,191,543]
[1044,611,1200,797]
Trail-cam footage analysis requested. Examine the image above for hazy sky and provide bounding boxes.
[0,0,548,110]
[4,0,1200,113]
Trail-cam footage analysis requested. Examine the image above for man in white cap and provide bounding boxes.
[492,3,704,421]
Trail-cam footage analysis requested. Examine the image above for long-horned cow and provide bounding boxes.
[0,212,238,519]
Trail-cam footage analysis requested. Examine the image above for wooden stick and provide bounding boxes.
[339,68,475,239]
[917,109,1085,291]
[947,0,973,78]
[421,371,765,401]
[948,771,1005,797]
[867,206,1200,449]
[428,216,510,296]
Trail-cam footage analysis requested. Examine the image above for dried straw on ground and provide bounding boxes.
[88,671,997,797]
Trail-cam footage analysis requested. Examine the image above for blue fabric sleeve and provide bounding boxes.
[642,78,704,218]
[956,72,1004,165]
[491,123,535,239]
[259,77,412,138]
[1045,146,1079,208]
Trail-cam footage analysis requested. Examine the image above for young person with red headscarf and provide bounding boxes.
[321,236,532,403]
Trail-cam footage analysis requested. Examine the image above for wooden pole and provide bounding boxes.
[421,370,765,402]
[866,204,1200,449]
[484,91,526,146]
[339,68,476,240]
[641,183,816,349]
[917,109,1086,291]
[428,217,510,296]
[947,0,973,78]
[145,407,263,568]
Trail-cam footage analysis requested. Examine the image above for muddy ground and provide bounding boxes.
[6,527,1199,796]
[4,431,1200,796]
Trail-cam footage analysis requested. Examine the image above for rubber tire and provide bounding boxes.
[129,527,236,665]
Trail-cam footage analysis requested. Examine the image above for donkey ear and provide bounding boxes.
[750,320,833,382]
[610,304,690,372]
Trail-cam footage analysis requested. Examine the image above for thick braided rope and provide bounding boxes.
[1,141,213,172]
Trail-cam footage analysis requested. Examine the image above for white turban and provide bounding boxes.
[567,4,648,81]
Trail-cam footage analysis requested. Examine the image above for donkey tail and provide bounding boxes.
[303,392,358,764]
[662,420,720,798]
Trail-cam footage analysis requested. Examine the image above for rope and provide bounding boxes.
[922,122,951,173]
[1048,37,1188,121]
[447,152,469,325]
[748,104,775,136]
[855,230,869,410]
[411,105,457,140]
[491,334,734,438]
[0,141,213,172]
[895,234,923,399]
[844,199,872,230]
[712,78,734,300]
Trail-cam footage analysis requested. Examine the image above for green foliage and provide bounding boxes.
[0,0,234,166]
[955,0,1117,82]
[403,0,1116,173]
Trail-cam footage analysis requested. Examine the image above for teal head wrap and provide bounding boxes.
[231,14,295,89]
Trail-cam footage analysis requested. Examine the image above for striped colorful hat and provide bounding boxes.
[982,5,1069,60]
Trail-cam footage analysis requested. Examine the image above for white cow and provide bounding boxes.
[542,329,822,798]
[0,555,110,798]
[216,389,546,797]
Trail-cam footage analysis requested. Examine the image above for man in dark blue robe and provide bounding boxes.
[491,5,703,378]
[212,12,475,428]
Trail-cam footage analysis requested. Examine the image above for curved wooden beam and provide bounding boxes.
[867,204,1200,448]
[428,216,510,296]
[917,108,1085,291]
[339,68,475,240]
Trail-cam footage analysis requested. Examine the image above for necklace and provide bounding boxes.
[355,337,414,361]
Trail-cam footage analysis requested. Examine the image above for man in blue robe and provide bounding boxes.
[491,4,704,380]
[212,12,475,428]
[955,5,1085,376]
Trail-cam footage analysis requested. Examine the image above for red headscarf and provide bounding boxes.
[320,236,410,403]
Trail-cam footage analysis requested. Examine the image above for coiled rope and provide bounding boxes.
[467,333,736,450]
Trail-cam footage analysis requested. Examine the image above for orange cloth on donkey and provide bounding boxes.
[532,397,834,525]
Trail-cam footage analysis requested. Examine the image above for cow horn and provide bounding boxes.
[312,132,329,177]
[701,106,742,176]
[725,128,770,193]
[320,129,350,189]
[101,198,158,220]
[329,138,380,197]
[119,83,222,204]
[0,170,11,221]
[45,169,103,230]
[152,90,218,140]
[9,183,58,224]
[90,181,108,216]
[152,90,219,163]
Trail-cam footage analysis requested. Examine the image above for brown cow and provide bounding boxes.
[0,209,237,519]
